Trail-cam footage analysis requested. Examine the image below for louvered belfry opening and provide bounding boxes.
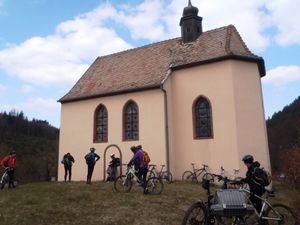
[180,0,203,43]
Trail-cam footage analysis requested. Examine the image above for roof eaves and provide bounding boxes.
[58,84,161,104]
[171,54,266,77]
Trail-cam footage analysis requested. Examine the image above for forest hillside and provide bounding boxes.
[267,95,300,184]
[0,110,58,183]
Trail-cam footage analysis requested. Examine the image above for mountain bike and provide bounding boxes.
[1,167,10,189]
[114,165,164,195]
[182,176,296,225]
[148,164,173,183]
[182,175,254,225]
[182,163,212,182]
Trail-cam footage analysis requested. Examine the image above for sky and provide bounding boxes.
[0,0,299,128]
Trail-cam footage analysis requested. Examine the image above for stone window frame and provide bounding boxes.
[123,100,139,141]
[192,95,213,139]
[94,104,108,143]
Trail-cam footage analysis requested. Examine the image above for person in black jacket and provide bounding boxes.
[241,154,265,213]
[106,154,120,182]
[84,147,100,184]
[61,153,75,182]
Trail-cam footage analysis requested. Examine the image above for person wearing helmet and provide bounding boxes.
[106,153,120,182]
[241,154,265,213]
[84,147,100,184]
[0,150,17,189]
[128,145,149,194]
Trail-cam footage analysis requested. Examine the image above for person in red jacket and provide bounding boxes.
[0,150,17,189]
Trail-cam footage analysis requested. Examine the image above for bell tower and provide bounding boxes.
[180,0,203,43]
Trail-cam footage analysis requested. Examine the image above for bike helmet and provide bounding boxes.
[90,147,95,152]
[130,146,136,151]
[242,154,254,164]
[110,154,115,158]
[136,145,142,150]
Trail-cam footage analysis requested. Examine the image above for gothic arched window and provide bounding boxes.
[94,104,108,143]
[123,100,139,141]
[193,96,213,138]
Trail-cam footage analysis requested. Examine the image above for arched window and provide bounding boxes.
[193,96,213,138]
[94,104,108,143]
[123,100,139,141]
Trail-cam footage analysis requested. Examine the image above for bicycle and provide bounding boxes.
[182,175,254,225]
[203,166,248,190]
[182,175,296,225]
[114,165,164,195]
[148,164,173,183]
[241,186,296,224]
[1,167,10,189]
[182,163,212,182]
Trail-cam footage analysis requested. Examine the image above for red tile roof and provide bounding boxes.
[59,25,265,103]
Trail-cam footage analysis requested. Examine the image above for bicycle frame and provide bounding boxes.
[240,187,283,222]
[192,163,208,178]
[1,167,10,188]
[124,165,142,184]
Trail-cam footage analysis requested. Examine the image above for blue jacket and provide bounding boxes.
[84,152,100,165]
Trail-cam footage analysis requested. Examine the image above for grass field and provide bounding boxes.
[0,181,299,225]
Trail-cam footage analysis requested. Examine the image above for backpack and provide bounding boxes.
[85,153,93,164]
[141,150,150,166]
[253,167,272,187]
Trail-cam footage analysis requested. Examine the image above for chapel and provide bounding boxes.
[58,0,270,181]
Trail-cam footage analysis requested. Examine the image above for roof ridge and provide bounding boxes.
[226,24,256,56]
[225,25,233,54]
[96,25,233,61]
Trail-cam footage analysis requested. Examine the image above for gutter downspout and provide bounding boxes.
[160,68,172,176]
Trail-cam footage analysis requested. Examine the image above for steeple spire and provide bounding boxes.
[180,0,203,43]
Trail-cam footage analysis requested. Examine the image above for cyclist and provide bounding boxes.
[0,150,17,189]
[128,145,148,194]
[61,152,75,182]
[84,147,100,184]
[240,154,266,214]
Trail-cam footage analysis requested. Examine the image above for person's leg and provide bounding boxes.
[87,164,95,184]
[8,169,15,188]
[68,166,72,182]
[111,166,116,181]
[142,169,148,194]
[87,165,91,183]
[64,165,68,182]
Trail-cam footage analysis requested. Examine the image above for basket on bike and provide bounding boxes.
[211,189,254,217]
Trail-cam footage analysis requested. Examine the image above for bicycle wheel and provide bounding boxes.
[202,173,214,182]
[181,202,208,225]
[0,173,8,190]
[160,171,173,183]
[114,175,132,193]
[265,203,296,225]
[182,171,196,182]
[145,177,164,195]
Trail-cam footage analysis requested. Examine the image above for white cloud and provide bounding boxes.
[0,0,299,89]
[263,65,300,87]
[20,97,59,114]
[0,2,132,87]
[0,97,59,118]
[116,0,166,41]
[265,0,300,46]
